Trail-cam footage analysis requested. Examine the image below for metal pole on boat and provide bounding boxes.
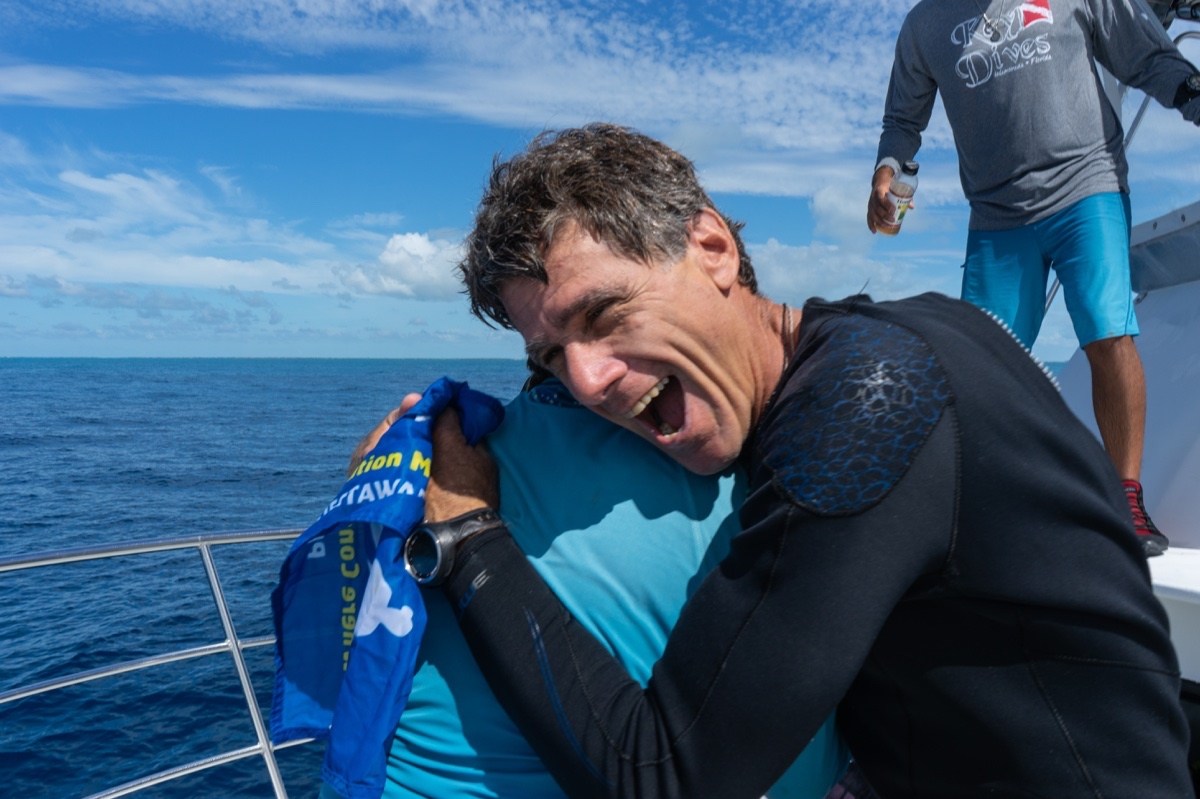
[1124,31,1200,153]
[199,543,291,798]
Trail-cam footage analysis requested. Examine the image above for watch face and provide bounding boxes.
[1188,74,1200,93]
[404,527,442,584]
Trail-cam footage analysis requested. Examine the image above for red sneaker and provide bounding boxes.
[1122,480,1168,557]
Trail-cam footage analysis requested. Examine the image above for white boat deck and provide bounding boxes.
[1151,549,1200,604]
[1150,549,1200,682]
[1056,201,1200,683]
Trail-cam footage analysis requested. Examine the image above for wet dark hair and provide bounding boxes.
[459,123,757,329]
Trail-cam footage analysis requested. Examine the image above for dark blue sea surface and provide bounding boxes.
[0,358,527,798]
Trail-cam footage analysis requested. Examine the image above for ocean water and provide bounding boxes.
[0,358,528,799]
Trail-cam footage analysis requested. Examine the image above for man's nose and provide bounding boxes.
[562,341,624,407]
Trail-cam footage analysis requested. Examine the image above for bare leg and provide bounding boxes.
[1082,335,1144,480]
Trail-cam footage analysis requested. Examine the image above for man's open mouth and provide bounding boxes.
[625,376,684,438]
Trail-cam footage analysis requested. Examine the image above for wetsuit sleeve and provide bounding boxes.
[443,411,958,799]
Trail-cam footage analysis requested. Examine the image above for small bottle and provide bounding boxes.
[877,160,919,236]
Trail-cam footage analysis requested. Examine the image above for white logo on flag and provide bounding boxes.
[355,559,416,638]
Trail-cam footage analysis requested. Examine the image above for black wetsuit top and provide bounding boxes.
[445,293,1191,798]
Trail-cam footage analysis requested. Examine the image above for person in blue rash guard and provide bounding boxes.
[321,377,847,798]
[405,125,1191,798]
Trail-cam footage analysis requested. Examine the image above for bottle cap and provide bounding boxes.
[902,160,919,174]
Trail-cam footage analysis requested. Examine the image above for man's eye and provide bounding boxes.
[586,300,618,328]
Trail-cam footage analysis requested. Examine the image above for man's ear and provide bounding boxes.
[688,208,741,292]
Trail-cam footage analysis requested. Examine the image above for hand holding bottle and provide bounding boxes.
[876,161,919,236]
[868,160,919,235]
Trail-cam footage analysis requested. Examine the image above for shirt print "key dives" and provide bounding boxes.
[953,0,1055,88]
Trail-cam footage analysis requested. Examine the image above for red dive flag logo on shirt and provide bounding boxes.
[1021,0,1053,27]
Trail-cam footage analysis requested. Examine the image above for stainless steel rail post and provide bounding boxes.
[199,543,290,798]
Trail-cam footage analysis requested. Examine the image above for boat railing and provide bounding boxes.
[1124,30,1200,152]
[0,530,309,799]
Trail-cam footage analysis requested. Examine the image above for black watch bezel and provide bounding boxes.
[403,508,502,586]
[1175,73,1200,107]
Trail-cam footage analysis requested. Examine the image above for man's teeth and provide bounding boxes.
[626,376,669,418]
[657,421,677,436]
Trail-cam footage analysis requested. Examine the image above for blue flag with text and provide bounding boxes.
[270,377,504,799]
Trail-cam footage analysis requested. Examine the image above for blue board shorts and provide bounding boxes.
[962,192,1137,348]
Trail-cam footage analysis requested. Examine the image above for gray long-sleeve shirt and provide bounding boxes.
[876,0,1196,229]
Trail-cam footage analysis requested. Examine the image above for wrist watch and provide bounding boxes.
[1174,73,1200,108]
[403,508,504,586]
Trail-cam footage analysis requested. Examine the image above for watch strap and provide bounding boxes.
[422,507,503,539]
[405,507,506,587]
[454,524,511,565]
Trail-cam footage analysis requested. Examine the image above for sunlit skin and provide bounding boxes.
[500,210,792,476]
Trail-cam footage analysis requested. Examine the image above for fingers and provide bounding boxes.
[867,196,886,233]
[345,396,500,522]
[432,406,466,449]
[866,185,895,233]
[424,407,499,521]
[346,392,424,476]
[869,164,896,233]
[397,392,422,415]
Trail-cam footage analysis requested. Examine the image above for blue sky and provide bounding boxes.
[1,1,1197,360]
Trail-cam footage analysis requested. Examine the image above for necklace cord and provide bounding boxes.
[781,303,794,371]
[972,0,1002,37]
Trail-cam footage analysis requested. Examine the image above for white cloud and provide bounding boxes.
[0,0,1190,359]
[199,165,243,200]
[0,1,927,199]
[0,275,28,297]
[0,131,34,167]
[0,135,385,298]
[4,0,1190,210]
[334,232,462,299]
[59,168,203,225]
[330,212,406,230]
[750,238,959,308]
[17,0,453,53]
[811,183,875,248]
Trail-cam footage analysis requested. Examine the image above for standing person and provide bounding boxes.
[396,124,1190,798]
[323,376,846,799]
[867,0,1200,556]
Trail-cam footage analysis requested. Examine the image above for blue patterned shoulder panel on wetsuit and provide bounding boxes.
[761,313,951,516]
